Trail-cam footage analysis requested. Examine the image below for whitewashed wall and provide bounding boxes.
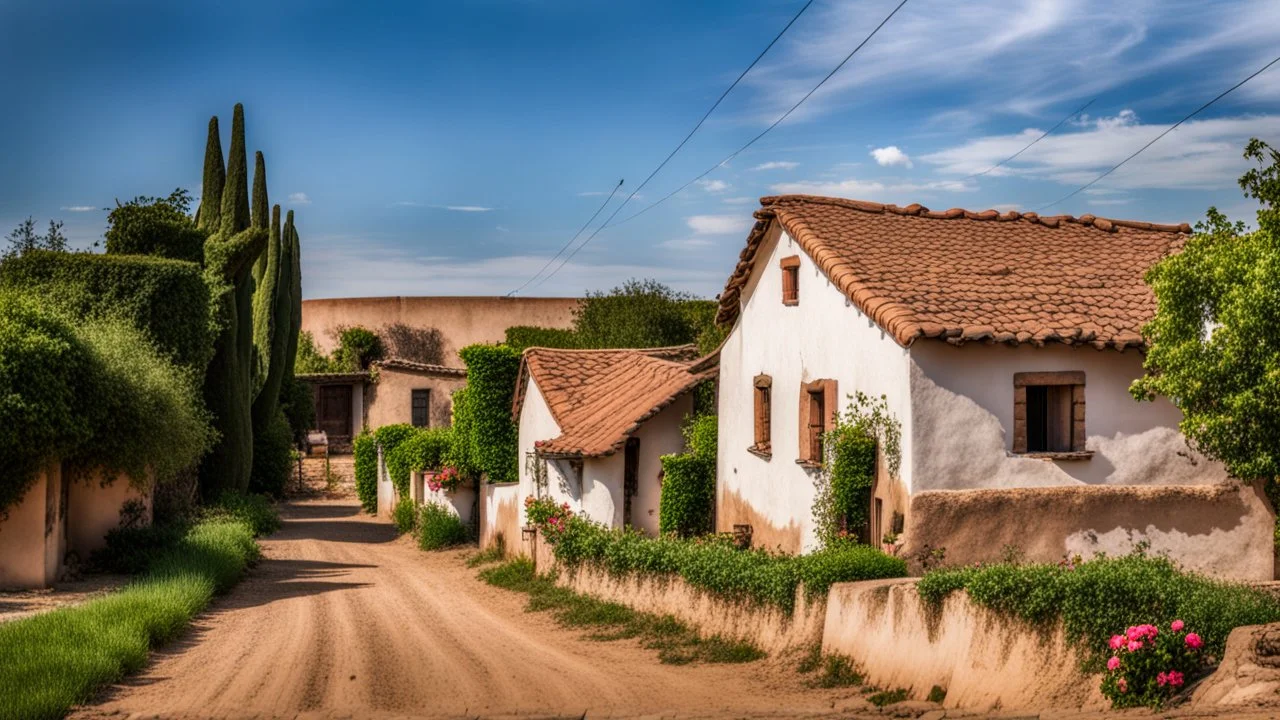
[716,227,915,553]
[909,342,1227,490]
[630,395,693,535]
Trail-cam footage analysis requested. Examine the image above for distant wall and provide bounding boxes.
[480,482,523,555]
[902,482,1275,581]
[301,296,578,366]
[67,469,153,558]
[366,366,466,430]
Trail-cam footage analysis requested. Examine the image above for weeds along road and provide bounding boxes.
[72,499,873,720]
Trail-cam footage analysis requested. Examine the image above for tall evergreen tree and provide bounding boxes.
[284,211,303,381]
[195,117,224,233]
[251,151,269,285]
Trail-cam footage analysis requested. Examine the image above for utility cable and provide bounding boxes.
[960,97,1095,180]
[505,179,622,297]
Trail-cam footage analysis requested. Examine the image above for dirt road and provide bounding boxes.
[73,499,882,720]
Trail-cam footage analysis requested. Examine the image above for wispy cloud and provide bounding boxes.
[658,237,718,250]
[750,161,799,171]
[288,192,311,205]
[390,200,424,208]
[722,196,756,205]
[496,225,510,232]
[871,146,913,168]
[686,214,752,235]
[442,205,494,213]
[696,179,730,193]
[60,205,98,212]
[770,177,976,201]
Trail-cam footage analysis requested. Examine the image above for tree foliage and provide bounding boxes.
[574,279,703,349]
[4,217,69,259]
[104,189,206,263]
[658,415,717,537]
[1133,139,1280,481]
[454,344,522,483]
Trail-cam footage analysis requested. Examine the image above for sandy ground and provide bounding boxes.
[0,573,130,625]
[71,498,893,720]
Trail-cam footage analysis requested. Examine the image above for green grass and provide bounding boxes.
[867,688,908,707]
[796,644,862,688]
[466,544,506,568]
[0,517,264,720]
[927,685,947,703]
[481,558,764,665]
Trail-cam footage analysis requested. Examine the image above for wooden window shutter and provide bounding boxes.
[780,255,800,306]
[753,375,772,452]
[1012,385,1028,453]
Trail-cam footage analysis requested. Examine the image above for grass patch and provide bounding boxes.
[0,517,262,720]
[796,644,862,688]
[392,498,416,535]
[416,502,470,550]
[867,688,908,707]
[481,559,764,665]
[927,685,947,703]
[466,544,505,568]
[917,551,1280,671]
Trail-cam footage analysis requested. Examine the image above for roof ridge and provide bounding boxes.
[521,343,698,356]
[759,194,1193,235]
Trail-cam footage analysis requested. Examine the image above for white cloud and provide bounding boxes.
[722,196,756,205]
[60,206,97,212]
[444,205,494,213]
[770,178,976,200]
[751,161,799,171]
[288,192,311,205]
[658,237,718,250]
[496,225,510,233]
[686,214,752,235]
[922,113,1280,190]
[871,146,913,168]
[696,179,730,193]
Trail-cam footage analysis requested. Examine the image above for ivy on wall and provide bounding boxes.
[373,423,417,498]
[812,392,902,548]
[454,344,522,484]
[384,425,454,497]
[353,431,378,513]
[658,415,717,537]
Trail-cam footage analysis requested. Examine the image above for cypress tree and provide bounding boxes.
[251,151,269,285]
[219,104,251,236]
[250,203,296,494]
[195,117,224,233]
[283,211,302,381]
[251,203,283,399]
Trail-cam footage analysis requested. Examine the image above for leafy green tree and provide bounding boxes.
[4,217,69,259]
[574,279,700,348]
[104,189,206,263]
[1133,139,1280,481]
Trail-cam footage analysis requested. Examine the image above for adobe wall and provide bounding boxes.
[480,482,523,555]
[0,462,66,590]
[366,366,465,430]
[901,482,1274,581]
[823,579,1107,711]
[66,469,153,558]
[301,296,578,365]
[412,471,478,528]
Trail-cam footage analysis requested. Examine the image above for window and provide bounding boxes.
[780,255,800,305]
[411,388,430,427]
[752,375,772,455]
[797,379,837,465]
[1013,372,1086,455]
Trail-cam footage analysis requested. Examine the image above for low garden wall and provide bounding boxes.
[413,472,477,529]
[902,481,1274,581]
[480,482,522,555]
[67,469,153,558]
[823,579,1106,712]
[0,462,67,590]
[551,556,826,655]
[375,447,395,522]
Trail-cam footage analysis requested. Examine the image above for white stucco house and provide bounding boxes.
[513,345,714,535]
[714,194,1246,562]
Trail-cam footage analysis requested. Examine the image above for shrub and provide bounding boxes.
[574,279,700,349]
[353,431,378,513]
[456,344,522,483]
[294,330,335,374]
[446,387,480,478]
[504,325,579,352]
[204,491,281,537]
[374,423,418,497]
[917,552,1280,673]
[104,189,207,263]
[1101,621,1206,708]
[417,502,469,550]
[248,410,294,497]
[524,496,574,542]
[387,426,454,496]
[0,292,97,512]
[546,518,906,613]
[814,393,901,547]
[659,415,717,537]
[393,498,417,534]
[0,250,212,372]
[333,325,383,371]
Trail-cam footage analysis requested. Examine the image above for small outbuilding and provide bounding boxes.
[513,345,713,534]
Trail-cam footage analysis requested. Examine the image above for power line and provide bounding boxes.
[537,0,911,288]
[1036,53,1280,212]
[511,0,817,295]
[960,98,1095,181]
[505,179,622,297]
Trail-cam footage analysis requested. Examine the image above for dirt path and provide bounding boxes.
[73,499,884,720]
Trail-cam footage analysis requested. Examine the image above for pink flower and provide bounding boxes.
[1127,639,1143,653]
[1107,656,1121,671]
[1126,626,1140,641]
[1156,672,1168,687]
[1167,670,1184,687]
[1171,619,1184,632]
[1185,633,1203,649]
[1117,678,1127,693]
[1109,635,1125,650]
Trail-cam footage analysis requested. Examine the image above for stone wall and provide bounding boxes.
[901,481,1275,581]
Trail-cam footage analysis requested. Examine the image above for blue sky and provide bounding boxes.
[2,0,1278,300]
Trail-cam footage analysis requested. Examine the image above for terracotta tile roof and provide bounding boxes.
[374,358,467,377]
[513,345,712,458]
[716,195,1192,350]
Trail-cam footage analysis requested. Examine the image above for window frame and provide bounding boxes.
[797,378,837,466]
[780,255,800,306]
[1012,371,1089,458]
[411,388,431,428]
[751,374,772,458]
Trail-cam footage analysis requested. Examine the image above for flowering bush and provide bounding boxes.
[524,495,574,543]
[1101,620,1205,708]
[426,466,462,493]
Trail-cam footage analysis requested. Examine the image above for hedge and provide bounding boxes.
[0,250,213,373]
[504,325,579,352]
[658,415,717,537]
[381,425,455,499]
[353,431,378,513]
[374,423,418,497]
[455,344,522,483]
[104,191,207,264]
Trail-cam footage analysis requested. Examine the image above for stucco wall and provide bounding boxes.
[412,471,478,528]
[301,296,578,365]
[366,366,465,430]
[902,482,1274,581]
[67,469,153,558]
[716,227,914,553]
[823,579,1106,711]
[480,482,523,555]
[0,462,66,590]
[518,376,690,532]
[375,446,395,522]
[909,342,1227,490]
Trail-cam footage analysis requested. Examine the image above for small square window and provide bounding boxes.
[411,389,430,427]
[780,256,800,305]
[1013,372,1086,455]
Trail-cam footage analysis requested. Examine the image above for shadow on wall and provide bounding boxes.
[716,486,803,555]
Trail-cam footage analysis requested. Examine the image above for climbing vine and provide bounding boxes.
[812,392,901,548]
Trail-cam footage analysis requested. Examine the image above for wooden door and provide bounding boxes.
[623,437,640,528]
[317,384,353,440]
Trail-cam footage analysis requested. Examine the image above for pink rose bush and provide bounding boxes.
[524,495,575,543]
[1101,620,1204,708]
[426,466,462,493]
